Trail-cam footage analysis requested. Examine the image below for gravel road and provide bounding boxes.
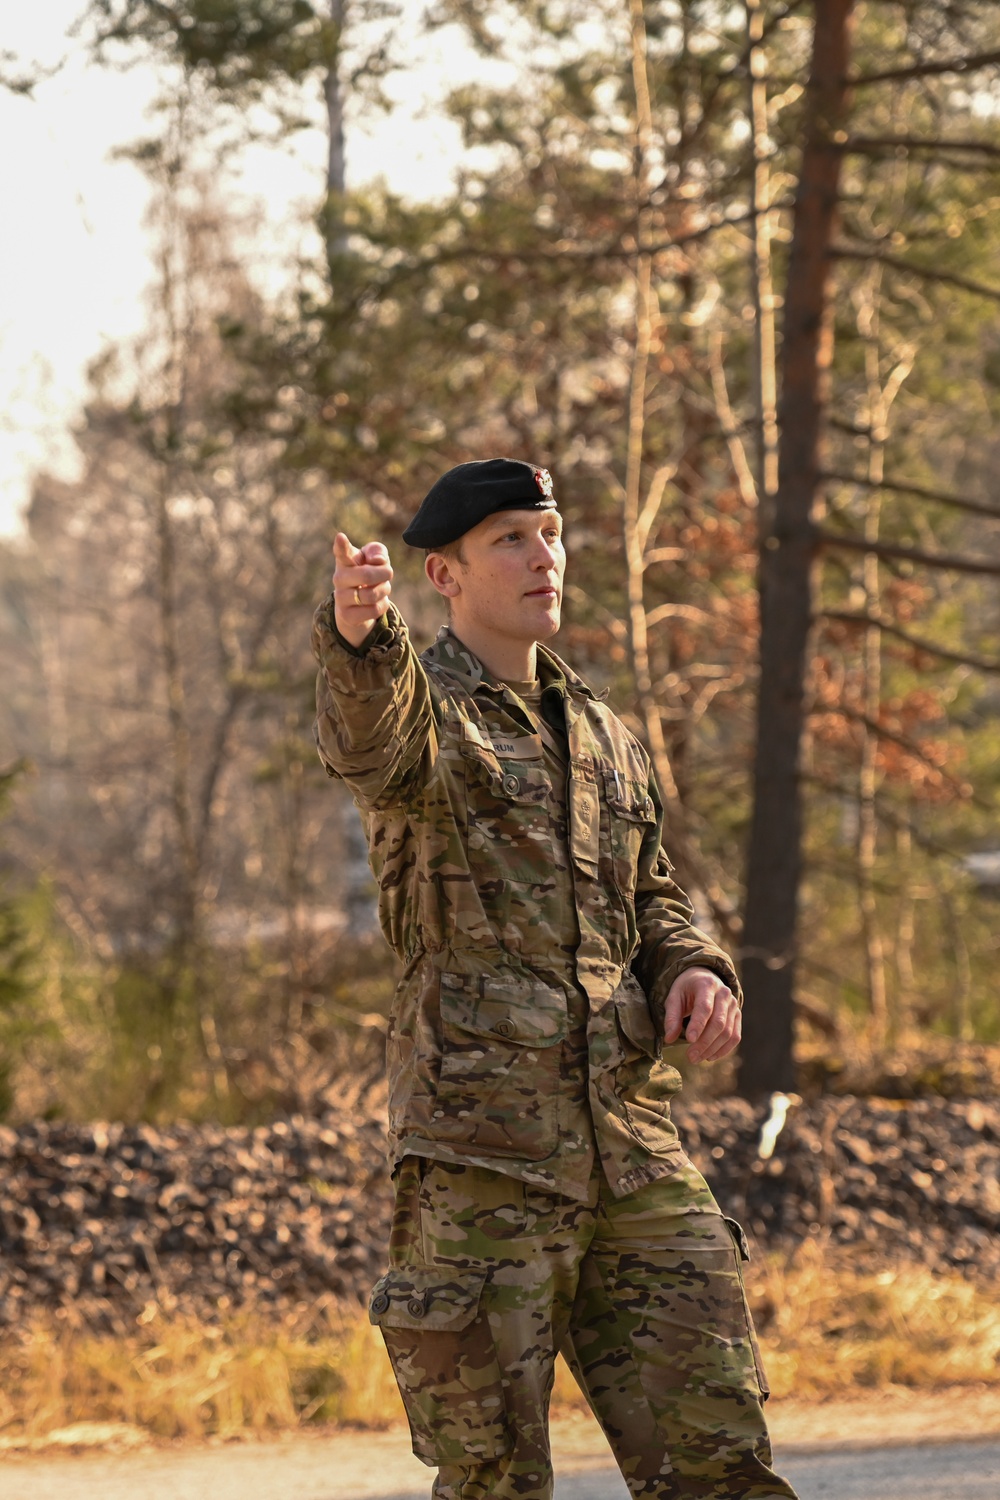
[547,1440,1000,1500]
[780,1439,1000,1499]
[2,1436,998,1500]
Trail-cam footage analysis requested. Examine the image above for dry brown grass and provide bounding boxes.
[747,1245,1000,1399]
[0,1252,996,1444]
[0,1307,404,1443]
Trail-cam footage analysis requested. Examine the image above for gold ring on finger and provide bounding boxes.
[354,586,364,606]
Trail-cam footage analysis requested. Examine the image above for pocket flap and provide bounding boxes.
[460,739,548,804]
[440,971,568,1045]
[614,970,661,1056]
[603,768,656,822]
[368,1267,488,1331]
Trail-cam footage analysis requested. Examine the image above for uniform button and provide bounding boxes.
[502,773,520,795]
[370,1292,389,1315]
[493,1019,515,1037]
[407,1298,426,1318]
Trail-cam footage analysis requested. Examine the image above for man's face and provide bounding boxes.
[439,507,566,648]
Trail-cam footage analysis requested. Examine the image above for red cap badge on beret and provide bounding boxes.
[534,468,553,498]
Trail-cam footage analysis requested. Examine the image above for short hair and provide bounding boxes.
[424,539,466,566]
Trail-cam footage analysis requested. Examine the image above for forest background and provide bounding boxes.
[2,0,1000,1130]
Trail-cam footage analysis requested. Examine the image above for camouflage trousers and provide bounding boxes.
[368,1155,798,1499]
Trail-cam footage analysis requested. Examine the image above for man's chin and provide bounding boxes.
[532,606,561,640]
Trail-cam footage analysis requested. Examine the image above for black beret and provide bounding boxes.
[402,458,555,548]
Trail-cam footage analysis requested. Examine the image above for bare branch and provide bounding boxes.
[821,468,1000,523]
[637,461,679,555]
[708,330,759,510]
[645,601,713,627]
[843,134,1000,159]
[819,609,1000,674]
[831,246,1000,304]
[818,528,1000,577]
[851,48,1000,88]
[358,210,756,295]
[563,584,628,642]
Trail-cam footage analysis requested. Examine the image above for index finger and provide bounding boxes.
[333,532,365,568]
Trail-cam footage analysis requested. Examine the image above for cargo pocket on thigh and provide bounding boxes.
[723,1217,771,1401]
[369,1267,511,1466]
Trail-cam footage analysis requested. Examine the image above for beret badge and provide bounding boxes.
[534,467,554,498]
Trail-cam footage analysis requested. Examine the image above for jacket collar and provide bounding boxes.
[423,627,606,705]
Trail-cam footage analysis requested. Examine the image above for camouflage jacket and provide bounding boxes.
[312,600,741,1199]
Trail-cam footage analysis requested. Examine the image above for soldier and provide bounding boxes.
[313,458,798,1500]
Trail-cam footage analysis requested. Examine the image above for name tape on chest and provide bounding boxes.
[463,720,544,760]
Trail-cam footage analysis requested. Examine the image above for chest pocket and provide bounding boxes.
[461,740,554,891]
[463,738,548,803]
[431,970,568,1159]
[601,766,657,897]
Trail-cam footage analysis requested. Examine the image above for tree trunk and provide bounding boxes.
[746,0,779,526]
[322,0,378,930]
[738,0,856,1096]
[619,0,740,947]
[894,823,915,1026]
[323,0,348,272]
[854,267,914,1047]
[621,0,677,845]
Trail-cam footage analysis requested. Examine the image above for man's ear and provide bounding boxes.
[425,552,462,599]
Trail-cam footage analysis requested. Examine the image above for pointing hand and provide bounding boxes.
[332,532,393,648]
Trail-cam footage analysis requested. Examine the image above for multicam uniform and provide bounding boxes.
[313,600,797,1500]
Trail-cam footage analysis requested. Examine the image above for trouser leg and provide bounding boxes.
[375,1157,593,1500]
[562,1159,799,1499]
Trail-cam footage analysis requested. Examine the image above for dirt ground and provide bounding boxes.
[1,1380,1000,1476]
[329,1386,1000,1494]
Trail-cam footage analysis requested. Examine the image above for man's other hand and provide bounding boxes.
[332,532,393,648]
[663,966,741,1063]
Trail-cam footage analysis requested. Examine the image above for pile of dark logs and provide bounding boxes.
[0,1113,394,1332]
[0,1096,996,1330]
[672,1095,999,1274]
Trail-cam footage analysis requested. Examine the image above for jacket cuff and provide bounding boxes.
[312,596,404,666]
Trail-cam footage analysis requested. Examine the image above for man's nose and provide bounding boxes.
[531,538,559,568]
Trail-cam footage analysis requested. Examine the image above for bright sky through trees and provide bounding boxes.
[0,0,473,536]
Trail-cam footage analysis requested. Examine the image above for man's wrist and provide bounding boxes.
[328,599,393,657]
[335,614,381,651]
